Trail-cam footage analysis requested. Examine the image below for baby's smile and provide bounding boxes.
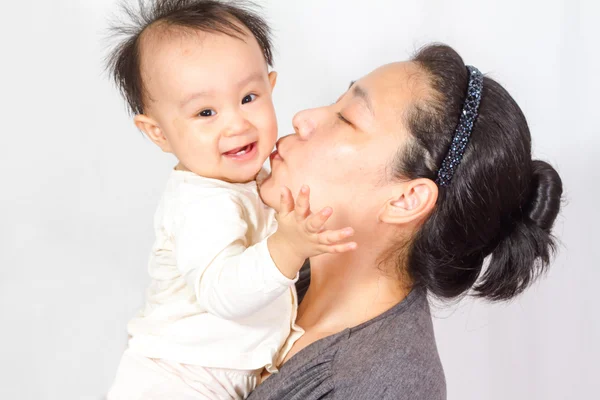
[222,141,259,162]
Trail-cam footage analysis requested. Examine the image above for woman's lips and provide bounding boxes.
[270,149,283,162]
[271,139,285,162]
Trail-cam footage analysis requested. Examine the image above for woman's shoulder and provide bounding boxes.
[249,288,445,400]
[332,289,446,399]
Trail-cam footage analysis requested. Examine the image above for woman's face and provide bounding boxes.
[260,61,427,231]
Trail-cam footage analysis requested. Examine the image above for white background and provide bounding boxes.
[1,0,598,399]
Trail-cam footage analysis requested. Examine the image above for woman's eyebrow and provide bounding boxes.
[350,83,372,115]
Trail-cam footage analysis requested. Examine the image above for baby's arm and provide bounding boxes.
[174,193,292,320]
[174,187,356,321]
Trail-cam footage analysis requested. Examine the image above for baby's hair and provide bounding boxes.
[106,0,273,115]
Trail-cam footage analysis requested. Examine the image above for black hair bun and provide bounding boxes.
[474,160,563,301]
[526,160,563,231]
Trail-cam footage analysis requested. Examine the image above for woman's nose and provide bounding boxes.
[292,109,317,139]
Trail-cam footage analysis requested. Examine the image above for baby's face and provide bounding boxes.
[137,26,278,183]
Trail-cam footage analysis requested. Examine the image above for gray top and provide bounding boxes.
[248,264,446,400]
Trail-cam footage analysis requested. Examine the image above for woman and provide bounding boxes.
[250,44,563,399]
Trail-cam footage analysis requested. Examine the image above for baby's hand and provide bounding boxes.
[268,185,357,278]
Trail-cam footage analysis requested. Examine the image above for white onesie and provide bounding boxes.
[108,169,301,400]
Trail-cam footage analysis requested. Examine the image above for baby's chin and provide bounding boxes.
[224,164,265,184]
[257,173,278,209]
[185,153,269,184]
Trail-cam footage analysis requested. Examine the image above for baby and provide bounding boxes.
[105,1,356,399]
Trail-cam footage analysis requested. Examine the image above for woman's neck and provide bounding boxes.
[296,249,411,334]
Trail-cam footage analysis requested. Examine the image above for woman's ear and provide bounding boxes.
[134,114,172,153]
[378,179,438,226]
[268,71,278,91]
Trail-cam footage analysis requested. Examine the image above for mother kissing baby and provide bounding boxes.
[106,1,563,399]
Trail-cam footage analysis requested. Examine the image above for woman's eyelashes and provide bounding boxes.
[337,112,352,125]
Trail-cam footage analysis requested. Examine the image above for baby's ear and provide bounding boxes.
[268,71,278,91]
[134,115,171,153]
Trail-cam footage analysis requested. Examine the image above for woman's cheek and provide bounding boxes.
[313,144,358,184]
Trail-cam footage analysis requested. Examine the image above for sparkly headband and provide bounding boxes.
[435,65,483,187]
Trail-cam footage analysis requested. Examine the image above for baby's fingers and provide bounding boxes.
[294,185,311,221]
[305,207,333,233]
[321,242,358,254]
[318,227,355,245]
[279,186,295,215]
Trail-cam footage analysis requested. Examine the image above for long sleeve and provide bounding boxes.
[173,192,296,320]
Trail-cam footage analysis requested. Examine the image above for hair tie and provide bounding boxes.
[435,65,483,187]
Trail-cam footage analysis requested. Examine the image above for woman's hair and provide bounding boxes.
[393,44,563,301]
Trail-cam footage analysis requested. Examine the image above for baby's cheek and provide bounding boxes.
[267,120,279,145]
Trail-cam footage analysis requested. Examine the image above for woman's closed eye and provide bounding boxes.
[337,112,352,125]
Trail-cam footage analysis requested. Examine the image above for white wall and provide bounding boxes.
[1,0,598,399]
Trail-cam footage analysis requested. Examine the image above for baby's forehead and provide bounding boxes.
[137,22,267,107]
[139,23,209,65]
[138,25,222,86]
[138,22,259,78]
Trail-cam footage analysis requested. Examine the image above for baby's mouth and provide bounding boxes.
[223,142,256,157]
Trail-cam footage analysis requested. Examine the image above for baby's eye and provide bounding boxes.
[198,109,216,117]
[242,94,257,105]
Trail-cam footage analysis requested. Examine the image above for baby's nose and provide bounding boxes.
[223,113,251,137]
